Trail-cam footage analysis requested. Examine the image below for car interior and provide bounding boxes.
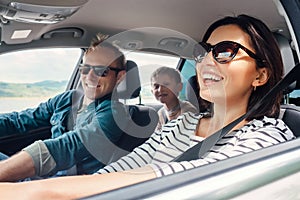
[110,60,158,159]
[0,0,299,198]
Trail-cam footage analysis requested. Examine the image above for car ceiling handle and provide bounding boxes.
[43,28,83,39]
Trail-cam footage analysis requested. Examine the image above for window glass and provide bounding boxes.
[123,51,180,104]
[289,89,300,106]
[0,48,82,113]
[179,59,197,100]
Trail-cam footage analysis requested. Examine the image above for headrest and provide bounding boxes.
[116,60,141,99]
[273,32,296,93]
[186,75,200,111]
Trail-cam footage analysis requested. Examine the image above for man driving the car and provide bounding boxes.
[0,34,130,181]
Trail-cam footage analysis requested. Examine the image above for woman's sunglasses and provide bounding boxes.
[193,40,265,64]
[79,64,124,77]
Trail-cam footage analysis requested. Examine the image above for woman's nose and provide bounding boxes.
[202,51,215,64]
[196,52,216,69]
[196,52,217,74]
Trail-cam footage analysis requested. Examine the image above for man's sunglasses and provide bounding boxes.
[193,40,265,64]
[79,64,124,77]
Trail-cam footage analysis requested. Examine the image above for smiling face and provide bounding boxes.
[196,24,264,108]
[81,46,122,102]
[151,73,182,106]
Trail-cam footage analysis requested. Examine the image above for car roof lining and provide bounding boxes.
[0,0,291,56]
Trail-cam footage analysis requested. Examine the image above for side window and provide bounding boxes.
[124,51,180,104]
[289,89,300,106]
[179,59,196,100]
[0,48,83,113]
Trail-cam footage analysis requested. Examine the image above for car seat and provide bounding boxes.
[273,32,296,95]
[112,60,159,159]
[274,33,300,137]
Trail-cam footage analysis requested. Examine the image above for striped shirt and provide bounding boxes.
[97,112,295,177]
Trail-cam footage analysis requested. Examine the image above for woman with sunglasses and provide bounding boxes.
[0,14,295,199]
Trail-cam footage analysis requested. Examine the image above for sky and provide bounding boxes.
[0,48,179,84]
[0,48,82,83]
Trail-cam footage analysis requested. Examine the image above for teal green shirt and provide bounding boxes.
[0,90,128,175]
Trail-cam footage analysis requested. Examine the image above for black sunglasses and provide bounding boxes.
[193,41,265,64]
[79,64,124,77]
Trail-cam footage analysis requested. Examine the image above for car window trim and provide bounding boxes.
[82,137,300,200]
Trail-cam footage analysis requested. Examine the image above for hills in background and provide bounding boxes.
[0,80,67,97]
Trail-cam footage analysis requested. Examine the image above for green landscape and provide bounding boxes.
[0,80,67,97]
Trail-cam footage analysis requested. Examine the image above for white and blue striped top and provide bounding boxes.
[97,112,295,177]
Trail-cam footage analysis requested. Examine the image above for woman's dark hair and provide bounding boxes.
[202,14,283,120]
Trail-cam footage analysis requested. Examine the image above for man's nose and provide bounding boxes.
[86,68,96,77]
[86,68,100,79]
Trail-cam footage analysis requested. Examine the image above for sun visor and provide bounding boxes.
[0,1,89,24]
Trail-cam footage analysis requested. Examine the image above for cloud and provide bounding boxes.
[0,48,82,83]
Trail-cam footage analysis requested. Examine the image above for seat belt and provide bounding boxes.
[173,63,300,162]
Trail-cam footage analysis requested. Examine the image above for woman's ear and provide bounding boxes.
[252,67,269,87]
